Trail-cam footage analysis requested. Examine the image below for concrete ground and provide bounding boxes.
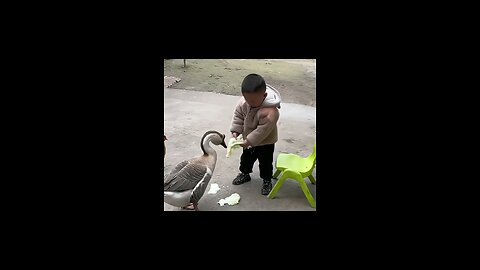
[164,88,316,211]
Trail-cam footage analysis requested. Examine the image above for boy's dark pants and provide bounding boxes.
[239,144,275,181]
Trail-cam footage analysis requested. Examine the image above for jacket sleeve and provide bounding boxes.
[230,99,244,134]
[246,108,279,147]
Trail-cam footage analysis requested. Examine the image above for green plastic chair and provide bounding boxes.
[268,144,316,208]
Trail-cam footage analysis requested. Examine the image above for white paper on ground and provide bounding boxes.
[207,183,220,194]
[218,193,241,206]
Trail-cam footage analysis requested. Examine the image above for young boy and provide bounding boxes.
[230,74,281,195]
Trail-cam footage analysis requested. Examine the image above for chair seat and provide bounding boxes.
[276,153,314,175]
[269,144,316,208]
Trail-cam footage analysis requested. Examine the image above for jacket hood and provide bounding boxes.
[262,84,281,108]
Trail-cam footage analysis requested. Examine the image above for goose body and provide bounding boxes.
[164,131,226,210]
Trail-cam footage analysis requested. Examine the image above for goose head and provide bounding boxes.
[202,130,227,148]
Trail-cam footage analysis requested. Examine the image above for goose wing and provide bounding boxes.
[190,169,213,204]
[164,161,209,192]
[164,160,189,186]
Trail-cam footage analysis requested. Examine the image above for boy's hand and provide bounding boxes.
[240,139,252,149]
[231,132,239,139]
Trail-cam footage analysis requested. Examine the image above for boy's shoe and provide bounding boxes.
[232,173,251,185]
[261,180,272,195]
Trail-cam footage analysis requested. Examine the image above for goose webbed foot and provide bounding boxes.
[182,203,199,211]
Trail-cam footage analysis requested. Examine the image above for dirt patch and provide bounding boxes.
[163,59,316,107]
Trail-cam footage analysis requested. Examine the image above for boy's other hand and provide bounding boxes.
[231,132,239,139]
[240,139,251,149]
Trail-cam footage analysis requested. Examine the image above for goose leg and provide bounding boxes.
[182,203,196,210]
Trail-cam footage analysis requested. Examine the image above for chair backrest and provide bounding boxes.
[302,143,316,176]
[306,143,316,164]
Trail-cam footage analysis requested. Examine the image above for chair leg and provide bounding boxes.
[308,175,316,185]
[273,169,281,179]
[298,180,316,208]
[268,173,288,199]
[270,169,316,208]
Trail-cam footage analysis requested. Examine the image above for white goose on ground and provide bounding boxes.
[164,130,227,211]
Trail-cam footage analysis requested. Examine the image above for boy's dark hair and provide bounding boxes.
[241,74,266,93]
